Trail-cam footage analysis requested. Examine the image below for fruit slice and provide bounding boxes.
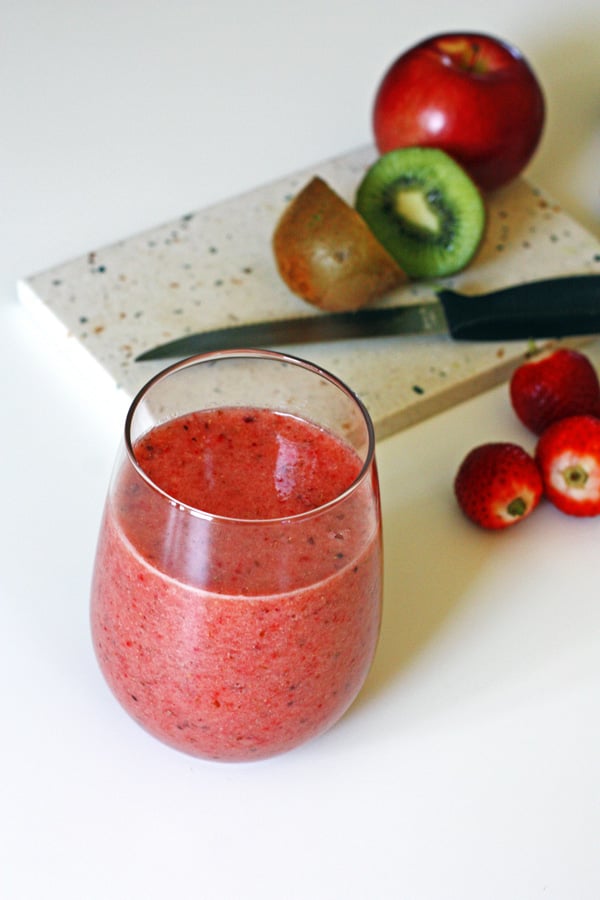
[272,176,406,312]
[355,147,486,278]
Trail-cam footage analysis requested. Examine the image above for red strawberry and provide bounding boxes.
[509,347,600,435]
[535,414,600,517]
[454,442,543,530]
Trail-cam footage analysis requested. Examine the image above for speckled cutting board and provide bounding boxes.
[17,144,600,439]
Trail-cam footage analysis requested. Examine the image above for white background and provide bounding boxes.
[2,2,599,898]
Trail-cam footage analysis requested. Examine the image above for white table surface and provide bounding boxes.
[2,2,599,898]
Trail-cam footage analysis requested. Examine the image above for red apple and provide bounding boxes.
[372,32,545,191]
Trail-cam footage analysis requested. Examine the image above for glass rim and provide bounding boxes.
[124,348,377,525]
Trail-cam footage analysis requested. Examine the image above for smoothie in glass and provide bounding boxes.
[91,352,382,762]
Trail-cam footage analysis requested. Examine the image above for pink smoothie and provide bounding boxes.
[91,407,382,761]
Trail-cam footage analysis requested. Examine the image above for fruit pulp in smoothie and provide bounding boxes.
[91,406,382,761]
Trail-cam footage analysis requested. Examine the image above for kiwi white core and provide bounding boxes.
[394,190,439,234]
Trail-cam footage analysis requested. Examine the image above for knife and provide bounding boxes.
[135,274,600,361]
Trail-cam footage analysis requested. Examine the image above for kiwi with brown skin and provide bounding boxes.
[272,176,406,312]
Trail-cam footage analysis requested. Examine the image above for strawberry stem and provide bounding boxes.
[507,497,527,517]
[562,465,589,489]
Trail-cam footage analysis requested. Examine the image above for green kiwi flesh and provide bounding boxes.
[355,147,486,279]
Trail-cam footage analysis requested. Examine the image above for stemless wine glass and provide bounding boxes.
[91,349,382,762]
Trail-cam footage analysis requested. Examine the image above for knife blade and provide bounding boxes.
[135,273,600,361]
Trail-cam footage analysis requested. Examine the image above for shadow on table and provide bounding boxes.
[353,489,497,709]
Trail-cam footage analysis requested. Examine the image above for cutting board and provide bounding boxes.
[17,145,600,439]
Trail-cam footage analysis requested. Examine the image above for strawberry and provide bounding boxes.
[535,414,600,517]
[509,347,600,435]
[454,442,543,530]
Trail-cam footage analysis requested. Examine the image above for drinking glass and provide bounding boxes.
[91,349,382,761]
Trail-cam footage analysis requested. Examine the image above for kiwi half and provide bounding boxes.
[272,176,406,311]
[355,147,486,279]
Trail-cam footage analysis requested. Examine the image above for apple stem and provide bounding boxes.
[464,42,483,73]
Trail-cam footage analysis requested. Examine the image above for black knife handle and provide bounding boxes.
[439,274,600,341]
